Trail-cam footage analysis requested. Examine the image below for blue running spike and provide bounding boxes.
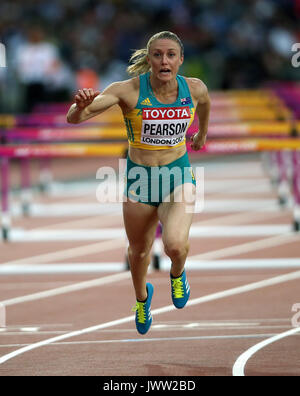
[170,270,190,309]
[132,283,154,335]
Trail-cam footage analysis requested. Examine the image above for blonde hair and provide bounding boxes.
[127,31,184,76]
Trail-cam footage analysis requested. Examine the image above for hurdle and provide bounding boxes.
[1,108,293,209]
[191,138,300,230]
[0,125,128,197]
[0,143,127,241]
[1,89,298,257]
[1,138,300,242]
[0,105,124,128]
[0,303,5,328]
[0,87,291,131]
[273,151,292,207]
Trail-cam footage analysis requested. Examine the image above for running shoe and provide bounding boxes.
[132,283,154,335]
[170,269,190,309]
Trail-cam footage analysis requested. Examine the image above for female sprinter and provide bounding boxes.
[67,31,210,335]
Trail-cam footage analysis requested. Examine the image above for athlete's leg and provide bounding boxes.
[158,183,195,277]
[123,200,159,301]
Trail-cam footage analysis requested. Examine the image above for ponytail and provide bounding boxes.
[127,48,150,76]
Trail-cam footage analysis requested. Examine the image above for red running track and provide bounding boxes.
[0,154,300,376]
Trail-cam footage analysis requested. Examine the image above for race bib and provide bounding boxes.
[141,107,191,147]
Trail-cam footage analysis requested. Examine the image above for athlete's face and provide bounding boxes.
[147,39,183,81]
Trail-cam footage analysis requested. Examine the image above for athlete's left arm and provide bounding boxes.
[188,79,211,151]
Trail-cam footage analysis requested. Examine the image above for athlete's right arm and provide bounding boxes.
[66,83,122,124]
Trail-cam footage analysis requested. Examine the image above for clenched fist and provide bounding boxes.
[75,88,100,110]
[190,132,206,151]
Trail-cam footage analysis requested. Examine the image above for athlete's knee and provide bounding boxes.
[164,238,189,259]
[128,244,152,261]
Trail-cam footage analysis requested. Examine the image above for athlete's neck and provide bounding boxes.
[149,73,178,97]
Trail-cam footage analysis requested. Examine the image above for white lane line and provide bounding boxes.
[189,233,300,261]
[0,331,66,335]
[232,326,300,376]
[1,269,300,366]
[186,270,300,309]
[0,282,82,289]
[0,272,132,307]
[0,334,282,348]
[1,238,127,267]
[0,324,292,335]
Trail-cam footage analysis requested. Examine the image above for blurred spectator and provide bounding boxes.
[13,25,73,112]
[0,0,299,113]
[76,68,100,91]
